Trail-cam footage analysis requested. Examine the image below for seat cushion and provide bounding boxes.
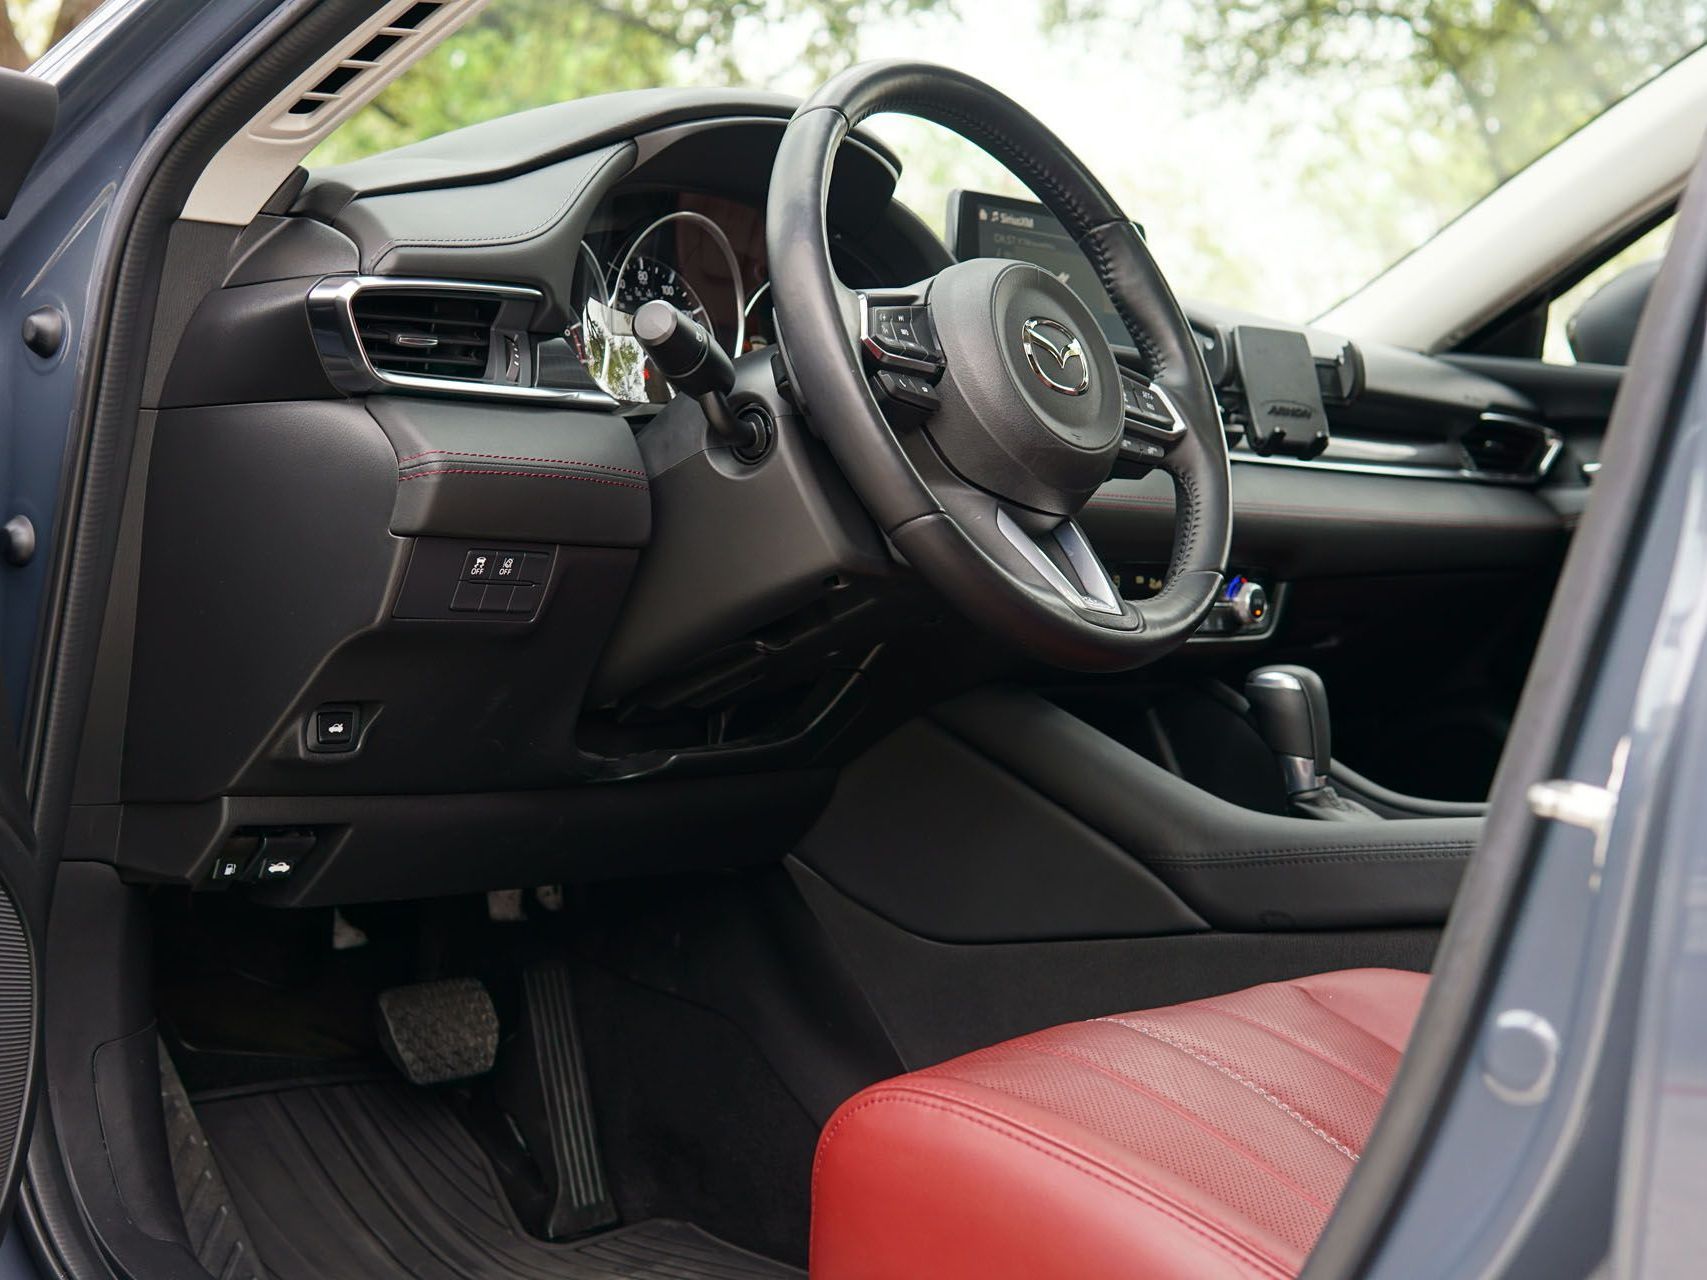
[810,968,1427,1280]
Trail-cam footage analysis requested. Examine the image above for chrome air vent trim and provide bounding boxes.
[1465,411,1565,480]
[1232,413,1562,487]
[308,276,618,408]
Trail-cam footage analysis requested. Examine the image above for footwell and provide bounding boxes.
[171,1076,800,1280]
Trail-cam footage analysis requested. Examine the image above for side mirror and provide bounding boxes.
[1567,259,1661,366]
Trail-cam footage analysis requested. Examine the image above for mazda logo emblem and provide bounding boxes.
[1020,317,1090,396]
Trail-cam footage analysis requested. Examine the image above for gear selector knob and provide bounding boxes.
[1245,665,1332,796]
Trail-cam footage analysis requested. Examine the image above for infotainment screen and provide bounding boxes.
[947,190,1130,346]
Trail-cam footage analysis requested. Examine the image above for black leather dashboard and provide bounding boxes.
[72,86,1594,906]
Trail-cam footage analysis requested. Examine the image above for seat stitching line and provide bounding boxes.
[1294,984,1411,1055]
[1098,1017,1361,1163]
[1202,1005,1389,1097]
[1016,1040,1337,1214]
[813,1087,1293,1279]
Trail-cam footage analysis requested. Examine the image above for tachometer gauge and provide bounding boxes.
[573,210,747,406]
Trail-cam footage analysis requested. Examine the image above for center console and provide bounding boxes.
[795,686,1480,941]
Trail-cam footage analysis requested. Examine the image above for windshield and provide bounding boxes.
[310,0,1707,321]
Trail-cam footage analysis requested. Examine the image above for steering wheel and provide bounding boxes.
[766,61,1231,671]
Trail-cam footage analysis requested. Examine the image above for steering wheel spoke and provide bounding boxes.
[857,286,947,426]
[995,510,1126,617]
[1117,372,1189,466]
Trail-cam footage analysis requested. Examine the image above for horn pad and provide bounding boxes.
[924,258,1125,515]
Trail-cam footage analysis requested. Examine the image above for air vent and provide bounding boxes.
[1461,413,1561,480]
[351,290,501,381]
[283,1,447,119]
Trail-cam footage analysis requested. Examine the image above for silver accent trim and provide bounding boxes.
[1482,1009,1561,1107]
[1020,317,1090,396]
[995,510,1124,615]
[1227,580,1267,626]
[1246,671,1327,792]
[308,276,619,408]
[1276,753,1325,796]
[1476,410,1565,479]
[1232,412,1563,488]
[605,209,746,363]
[857,291,941,375]
[1527,735,1630,890]
[1121,376,1188,441]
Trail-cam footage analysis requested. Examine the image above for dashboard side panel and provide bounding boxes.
[122,400,642,801]
[1083,465,1568,577]
[93,770,835,905]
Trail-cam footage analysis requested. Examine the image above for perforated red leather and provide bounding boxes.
[810,968,1427,1280]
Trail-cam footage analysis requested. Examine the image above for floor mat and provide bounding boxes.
[193,1081,800,1280]
[161,1048,268,1280]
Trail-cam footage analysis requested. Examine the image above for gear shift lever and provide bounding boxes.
[1244,665,1331,796]
[1244,665,1374,820]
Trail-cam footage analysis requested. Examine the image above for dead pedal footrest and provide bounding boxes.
[376,977,500,1085]
[496,962,618,1238]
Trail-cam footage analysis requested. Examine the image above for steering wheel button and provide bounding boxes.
[875,369,941,415]
[1122,379,1175,429]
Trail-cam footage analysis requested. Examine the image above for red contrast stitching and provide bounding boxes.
[395,449,647,478]
[811,1086,1293,1279]
[396,468,648,491]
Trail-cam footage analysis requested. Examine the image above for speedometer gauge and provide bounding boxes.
[613,256,711,324]
[571,210,747,406]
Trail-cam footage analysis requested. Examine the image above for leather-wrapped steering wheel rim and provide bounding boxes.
[766,60,1232,671]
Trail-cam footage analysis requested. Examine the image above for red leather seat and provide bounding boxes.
[811,968,1426,1280]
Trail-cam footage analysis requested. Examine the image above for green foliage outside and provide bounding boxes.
[306,0,945,165]
[289,0,1704,322]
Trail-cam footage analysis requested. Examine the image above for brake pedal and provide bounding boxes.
[376,977,499,1085]
[495,962,617,1238]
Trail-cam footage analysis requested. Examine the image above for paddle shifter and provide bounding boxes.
[1244,665,1375,821]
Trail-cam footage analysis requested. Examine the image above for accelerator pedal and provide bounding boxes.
[496,962,618,1238]
[376,977,499,1085]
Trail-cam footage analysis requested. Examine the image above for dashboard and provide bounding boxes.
[73,88,1588,906]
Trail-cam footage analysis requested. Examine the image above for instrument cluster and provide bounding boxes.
[568,192,779,405]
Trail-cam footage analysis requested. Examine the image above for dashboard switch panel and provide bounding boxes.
[394,538,558,622]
